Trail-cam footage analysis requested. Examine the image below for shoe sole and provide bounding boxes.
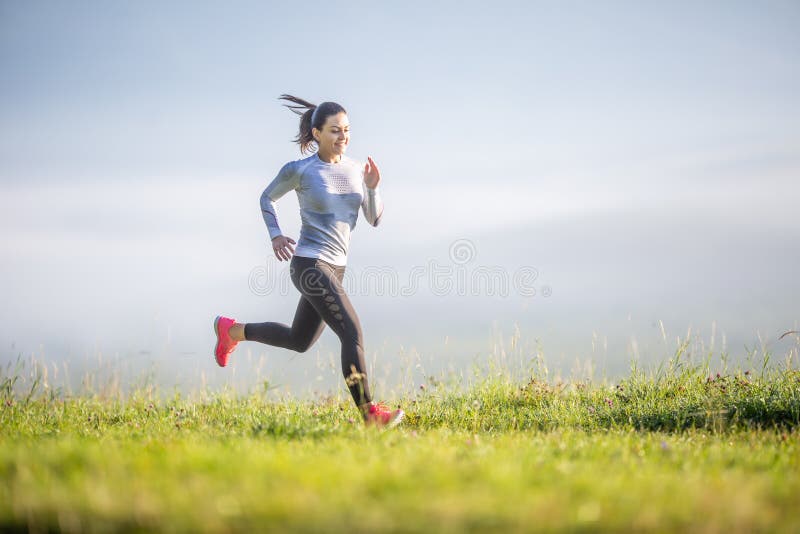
[213,315,225,367]
[385,410,405,430]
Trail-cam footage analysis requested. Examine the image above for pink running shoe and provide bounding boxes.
[213,315,239,367]
[365,402,405,429]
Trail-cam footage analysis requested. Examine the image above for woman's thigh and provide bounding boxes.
[290,257,361,341]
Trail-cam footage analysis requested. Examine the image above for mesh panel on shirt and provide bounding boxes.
[327,173,352,194]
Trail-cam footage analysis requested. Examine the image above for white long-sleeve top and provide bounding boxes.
[260,152,384,266]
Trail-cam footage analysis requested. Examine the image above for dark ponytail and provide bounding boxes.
[279,94,347,154]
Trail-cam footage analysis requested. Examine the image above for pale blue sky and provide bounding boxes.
[1,1,798,395]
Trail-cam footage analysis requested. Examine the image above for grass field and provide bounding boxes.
[2,353,799,533]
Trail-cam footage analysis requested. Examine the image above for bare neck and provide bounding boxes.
[316,148,342,164]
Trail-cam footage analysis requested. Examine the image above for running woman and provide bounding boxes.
[213,94,404,428]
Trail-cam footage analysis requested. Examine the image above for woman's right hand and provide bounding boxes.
[272,235,296,261]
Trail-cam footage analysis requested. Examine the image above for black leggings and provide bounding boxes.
[243,255,372,407]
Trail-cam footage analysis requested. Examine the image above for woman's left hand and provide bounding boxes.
[363,156,381,189]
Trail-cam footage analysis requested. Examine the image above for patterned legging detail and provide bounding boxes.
[243,255,372,407]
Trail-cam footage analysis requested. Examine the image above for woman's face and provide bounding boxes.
[313,112,350,156]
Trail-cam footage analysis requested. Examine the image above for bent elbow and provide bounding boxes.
[259,188,271,210]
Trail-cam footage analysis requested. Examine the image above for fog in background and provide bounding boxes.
[2,1,798,398]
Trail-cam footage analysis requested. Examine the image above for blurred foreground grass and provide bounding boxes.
[1,357,799,533]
